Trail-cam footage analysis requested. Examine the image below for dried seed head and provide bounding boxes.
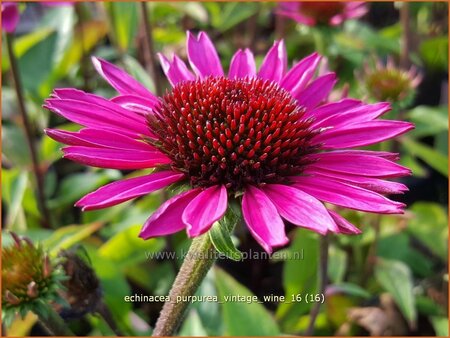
[149,76,318,192]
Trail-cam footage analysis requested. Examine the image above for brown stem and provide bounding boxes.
[139,1,162,96]
[5,33,52,229]
[152,234,216,336]
[400,2,411,69]
[274,10,286,40]
[74,2,90,92]
[305,234,329,335]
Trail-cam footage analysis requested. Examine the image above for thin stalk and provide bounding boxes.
[96,301,124,336]
[152,234,216,336]
[5,33,52,229]
[38,306,74,336]
[139,1,162,96]
[274,9,286,40]
[74,2,91,92]
[305,234,329,336]
[400,2,411,69]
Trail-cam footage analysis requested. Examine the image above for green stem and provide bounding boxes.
[152,234,216,336]
[305,234,329,335]
[38,306,74,336]
[5,33,52,229]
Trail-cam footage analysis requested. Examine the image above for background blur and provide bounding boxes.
[1,1,448,336]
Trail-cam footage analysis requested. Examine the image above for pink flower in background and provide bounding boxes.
[2,2,20,33]
[278,2,368,26]
[1,2,71,33]
[44,31,412,253]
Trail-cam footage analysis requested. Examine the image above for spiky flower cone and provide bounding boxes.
[2,233,66,327]
[360,57,422,106]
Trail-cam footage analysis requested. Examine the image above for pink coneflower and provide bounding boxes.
[44,31,413,253]
[1,2,71,33]
[2,3,20,33]
[360,57,423,103]
[277,2,368,27]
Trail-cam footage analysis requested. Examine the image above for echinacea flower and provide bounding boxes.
[2,233,66,325]
[277,2,368,27]
[1,2,71,33]
[44,31,413,253]
[360,57,422,104]
[1,2,19,33]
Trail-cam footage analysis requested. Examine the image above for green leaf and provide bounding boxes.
[215,268,280,335]
[377,232,433,277]
[407,202,448,260]
[4,171,28,229]
[48,170,120,209]
[430,316,449,336]
[179,309,208,336]
[209,2,259,33]
[328,283,371,299]
[122,55,155,93]
[328,246,347,283]
[2,125,31,167]
[209,208,242,261]
[277,228,319,332]
[420,36,448,71]
[18,31,58,94]
[2,28,54,71]
[375,258,416,326]
[98,225,164,266]
[47,20,108,93]
[44,222,104,254]
[406,105,448,138]
[401,137,448,176]
[104,2,138,52]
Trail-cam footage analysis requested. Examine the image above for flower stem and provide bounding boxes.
[152,233,216,336]
[139,1,162,96]
[5,33,52,229]
[305,234,329,335]
[38,306,74,336]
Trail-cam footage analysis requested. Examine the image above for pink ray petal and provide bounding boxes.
[281,52,321,96]
[44,98,153,138]
[296,73,337,109]
[313,120,414,149]
[242,185,289,254]
[52,88,148,123]
[76,171,185,211]
[158,53,195,86]
[45,128,155,151]
[258,40,287,83]
[305,151,411,177]
[62,146,171,170]
[139,189,201,238]
[312,102,391,129]
[228,48,256,79]
[304,98,362,120]
[182,185,228,237]
[303,168,409,195]
[292,175,405,214]
[186,31,223,78]
[262,184,338,234]
[92,57,157,100]
[111,95,158,116]
[328,210,362,234]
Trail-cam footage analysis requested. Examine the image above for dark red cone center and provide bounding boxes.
[149,76,317,192]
